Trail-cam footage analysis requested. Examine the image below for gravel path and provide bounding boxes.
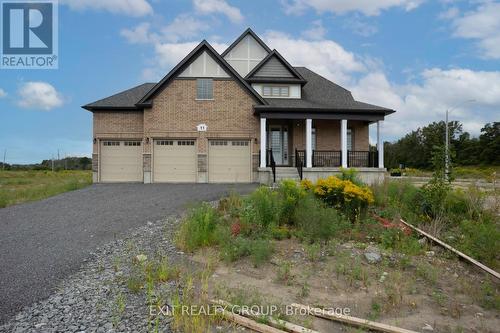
[0,216,184,333]
[0,183,257,325]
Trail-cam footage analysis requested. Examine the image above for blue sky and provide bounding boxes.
[0,0,499,164]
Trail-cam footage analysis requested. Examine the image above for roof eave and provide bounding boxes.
[81,105,143,112]
[253,106,396,115]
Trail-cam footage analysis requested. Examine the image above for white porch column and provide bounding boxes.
[260,118,267,168]
[306,118,312,168]
[377,120,384,169]
[341,119,348,168]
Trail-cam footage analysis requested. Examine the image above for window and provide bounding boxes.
[124,141,141,146]
[210,140,228,146]
[156,140,173,146]
[232,141,249,146]
[311,128,316,151]
[347,129,353,151]
[262,85,289,97]
[197,79,213,100]
[178,140,195,146]
[103,141,120,146]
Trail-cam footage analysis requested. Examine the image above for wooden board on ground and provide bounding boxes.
[212,299,319,333]
[291,303,418,333]
[216,307,287,333]
[399,219,500,280]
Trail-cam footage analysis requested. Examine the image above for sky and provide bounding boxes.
[0,0,499,164]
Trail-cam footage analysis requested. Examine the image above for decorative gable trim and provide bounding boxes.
[137,40,266,106]
[245,50,307,85]
[221,28,271,58]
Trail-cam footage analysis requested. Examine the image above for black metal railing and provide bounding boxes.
[312,150,341,167]
[295,149,303,180]
[347,151,379,168]
[267,149,276,183]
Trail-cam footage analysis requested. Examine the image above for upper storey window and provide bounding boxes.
[197,79,213,100]
[263,85,289,97]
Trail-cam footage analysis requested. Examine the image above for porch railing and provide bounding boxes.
[347,150,379,168]
[295,149,303,180]
[313,150,341,167]
[267,149,276,183]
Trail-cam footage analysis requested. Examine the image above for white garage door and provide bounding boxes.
[100,140,142,182]
[209,140,251,183]
[153,140,197,182]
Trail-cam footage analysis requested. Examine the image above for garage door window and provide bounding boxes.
[103,141,120,146]
[157,140,174,146]
[178,140,195,146]
[232,141,249,146]
[124,141,141,146]
[211,140,228,146]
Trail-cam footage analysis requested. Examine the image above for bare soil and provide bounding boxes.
[192,238,500,333]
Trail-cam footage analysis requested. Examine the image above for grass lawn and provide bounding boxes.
[0,170,92,208]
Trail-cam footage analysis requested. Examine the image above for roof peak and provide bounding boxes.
[221,28,272,58]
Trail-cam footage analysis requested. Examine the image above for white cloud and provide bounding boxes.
[343,16,378,36]
[17,82,64,111]
[351,69,500,138]
[302,20,327,40]
[60,0,152,17]
[263,31,366,85]
[281,0,424,16]
[448,2,500,59]
[122,15,207,45]
[0,88,6,98]
[193,0,243,23]
[142,41,228,81]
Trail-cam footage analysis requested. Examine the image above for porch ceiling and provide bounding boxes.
[255,109,387,121]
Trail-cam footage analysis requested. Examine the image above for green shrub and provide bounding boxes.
[176,203,220,252]
[250,239,274,267]
[380,228,423,255]
[294,194,350,243]
[456,218,500,268]
[244,187,280,229]
[276,180,305,225]
[340,168,364,186]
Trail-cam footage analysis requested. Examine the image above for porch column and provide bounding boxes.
[341,119,348,168]
[260,118,267,168]
[377,120,384,168]
[306,118,312,168]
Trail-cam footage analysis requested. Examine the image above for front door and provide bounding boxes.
[269,125,288,165]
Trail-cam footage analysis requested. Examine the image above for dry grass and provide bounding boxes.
[0,170,92,208]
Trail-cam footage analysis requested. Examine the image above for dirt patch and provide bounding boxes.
[192,238,499,333]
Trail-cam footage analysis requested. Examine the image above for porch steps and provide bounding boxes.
[274,167,301,182]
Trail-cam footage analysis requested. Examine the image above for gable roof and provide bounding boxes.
[245,50,307,85]
[82,83,156,111]
[254,67,394,115]
[221,28,271,58]
[137,40,266,106]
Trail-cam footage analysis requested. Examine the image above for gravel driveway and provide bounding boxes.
[0,183,257,324]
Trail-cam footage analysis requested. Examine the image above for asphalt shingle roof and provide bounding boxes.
[82,83,156,110]
[254,67,393,114]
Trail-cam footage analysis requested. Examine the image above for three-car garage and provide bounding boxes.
[98,139,252,183]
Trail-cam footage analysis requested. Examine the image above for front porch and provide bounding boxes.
[257,117,386,185]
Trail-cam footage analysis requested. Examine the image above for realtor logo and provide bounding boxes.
[1,0,58,69]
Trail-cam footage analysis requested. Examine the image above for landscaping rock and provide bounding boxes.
[364,246,382,264]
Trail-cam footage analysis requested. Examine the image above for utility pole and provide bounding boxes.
[445,99,475,182]
[2,149,6,171]
[51,155,54,172]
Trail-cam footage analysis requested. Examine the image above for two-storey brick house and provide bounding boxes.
[83,29,395,184]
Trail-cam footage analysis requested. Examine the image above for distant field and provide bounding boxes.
[404,165,500,181]
[0,170,92,208]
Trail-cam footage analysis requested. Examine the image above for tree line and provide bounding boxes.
[1,157,92,171]
[384,121,499,169]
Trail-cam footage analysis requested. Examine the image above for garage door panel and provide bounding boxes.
[209,140,251,183]
[153,140,196,182]
[100,141,142,182]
